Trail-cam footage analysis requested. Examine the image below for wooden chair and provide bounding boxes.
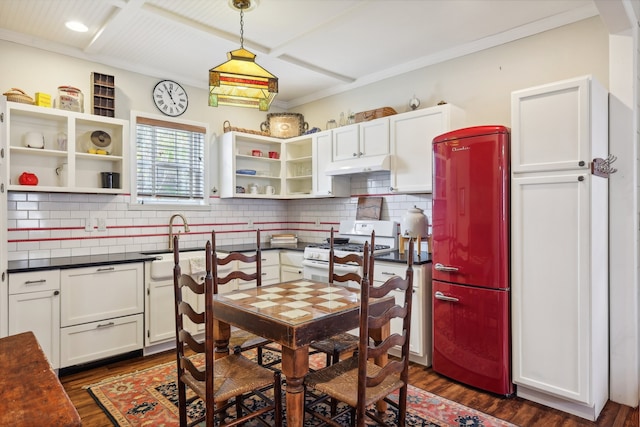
[309,228,376,368]
[211,229,279,366]
[305,239,415,426]
[172,236,283,427]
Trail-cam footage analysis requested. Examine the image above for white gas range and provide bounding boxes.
[302,220,398,287]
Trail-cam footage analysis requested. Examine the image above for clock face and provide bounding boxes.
[153,80,188,116]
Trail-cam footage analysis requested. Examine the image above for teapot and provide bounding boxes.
[19,172,38,186]
[401,205,428,237]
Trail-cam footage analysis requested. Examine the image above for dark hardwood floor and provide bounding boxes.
[60,351,638,427]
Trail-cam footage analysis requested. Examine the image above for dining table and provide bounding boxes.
[212,279,394,427]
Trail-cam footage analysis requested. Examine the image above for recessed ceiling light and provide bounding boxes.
[65,21,88,32]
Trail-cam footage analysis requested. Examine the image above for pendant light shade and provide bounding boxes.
[209,0,278,111]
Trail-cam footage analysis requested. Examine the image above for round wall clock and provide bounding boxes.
[153,80,188,116]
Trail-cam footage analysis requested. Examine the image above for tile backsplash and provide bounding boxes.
[7,171,432,260]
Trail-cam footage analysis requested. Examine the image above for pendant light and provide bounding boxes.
[209,0,278,111]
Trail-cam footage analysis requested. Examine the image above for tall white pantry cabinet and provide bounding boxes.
[510,75,609,421]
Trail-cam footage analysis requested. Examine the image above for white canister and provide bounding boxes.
[23,132,45,149]
[401,205,429,237]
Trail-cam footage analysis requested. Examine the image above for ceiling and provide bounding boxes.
[0,0,599,109]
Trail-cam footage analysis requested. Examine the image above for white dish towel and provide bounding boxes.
[189,257,206,282]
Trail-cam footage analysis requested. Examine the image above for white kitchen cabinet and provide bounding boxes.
[219,131,319,198]
[0,99,7,339]
[389,104,465,193]
[311,130,349,197]
[280,250,304,281]
[510,75,608,421]
[8,269,61,369]
[331,119,389,162]
[3,100,129,193]
[283,135,313,196]
[372,261,431,366]
[60,313,144,368]
[219,131,282,198]
[236,250,280,290]
[145,251,235,348]
[59,263,144,368]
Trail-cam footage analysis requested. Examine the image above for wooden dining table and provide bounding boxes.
[212,279,394,427]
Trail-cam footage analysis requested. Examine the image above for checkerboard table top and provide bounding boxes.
[213,280,362,325]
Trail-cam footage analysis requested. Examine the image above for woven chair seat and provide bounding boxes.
[305,356,404,409]
[310,333,359,355]
[229,329,271,351]
[182,353,276,403]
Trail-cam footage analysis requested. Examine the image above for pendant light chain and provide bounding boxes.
[239,7,244,49]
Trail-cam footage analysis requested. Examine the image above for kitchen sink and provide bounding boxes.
[145,249,206,281]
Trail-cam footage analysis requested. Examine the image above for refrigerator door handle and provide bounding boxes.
[435,291,459,302]
[434,263,459,272]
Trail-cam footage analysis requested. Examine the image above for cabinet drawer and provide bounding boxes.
[373,263,407,284]
[9,270,60,294]
[60,263,144,327]
[60,313,143,368]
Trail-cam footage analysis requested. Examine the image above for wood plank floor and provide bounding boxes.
[60,350,638,427]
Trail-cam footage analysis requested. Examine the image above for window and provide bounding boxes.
[134,116,207,206]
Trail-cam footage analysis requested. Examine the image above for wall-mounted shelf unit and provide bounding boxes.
[3,100,129,194]
[91,72,115,118]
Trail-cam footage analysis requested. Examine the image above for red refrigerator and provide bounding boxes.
[431,125,513,395]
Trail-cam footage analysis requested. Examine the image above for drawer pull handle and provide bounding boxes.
[97,267,115,272]
[435,291,459,302]
[25,279,46,285]
[96,322,115,329]
[381,271,397,276]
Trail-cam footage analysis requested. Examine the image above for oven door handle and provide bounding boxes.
[301,259,360,273]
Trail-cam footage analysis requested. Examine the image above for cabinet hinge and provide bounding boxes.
[0,112,3,123]
[147,330,150,338]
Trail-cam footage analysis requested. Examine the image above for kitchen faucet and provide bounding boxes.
[168,214,190,250]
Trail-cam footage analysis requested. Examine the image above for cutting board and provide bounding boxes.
[356,197,382,220]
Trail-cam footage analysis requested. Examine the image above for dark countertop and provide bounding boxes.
[7,244,431,273]
[374,250,432,265]
[8,252,156,273]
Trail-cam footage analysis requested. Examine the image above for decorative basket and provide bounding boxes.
[3,88,34,105]
[354,106,397,123]
[223,120,269,136]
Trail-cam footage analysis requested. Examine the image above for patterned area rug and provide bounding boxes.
[86,350,517,427]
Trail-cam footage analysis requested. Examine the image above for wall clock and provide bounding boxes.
[153,80,188,116]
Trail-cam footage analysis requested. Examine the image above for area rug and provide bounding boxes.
[86,350,517,427]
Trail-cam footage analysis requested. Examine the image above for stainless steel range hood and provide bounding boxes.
[324,154,391,176]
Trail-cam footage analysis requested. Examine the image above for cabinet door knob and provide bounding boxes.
[54,290,60,296]
[352,153,357,157]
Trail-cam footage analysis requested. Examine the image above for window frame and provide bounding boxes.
[129,111,211,210]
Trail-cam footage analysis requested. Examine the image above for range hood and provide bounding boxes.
[325,154,391,176]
